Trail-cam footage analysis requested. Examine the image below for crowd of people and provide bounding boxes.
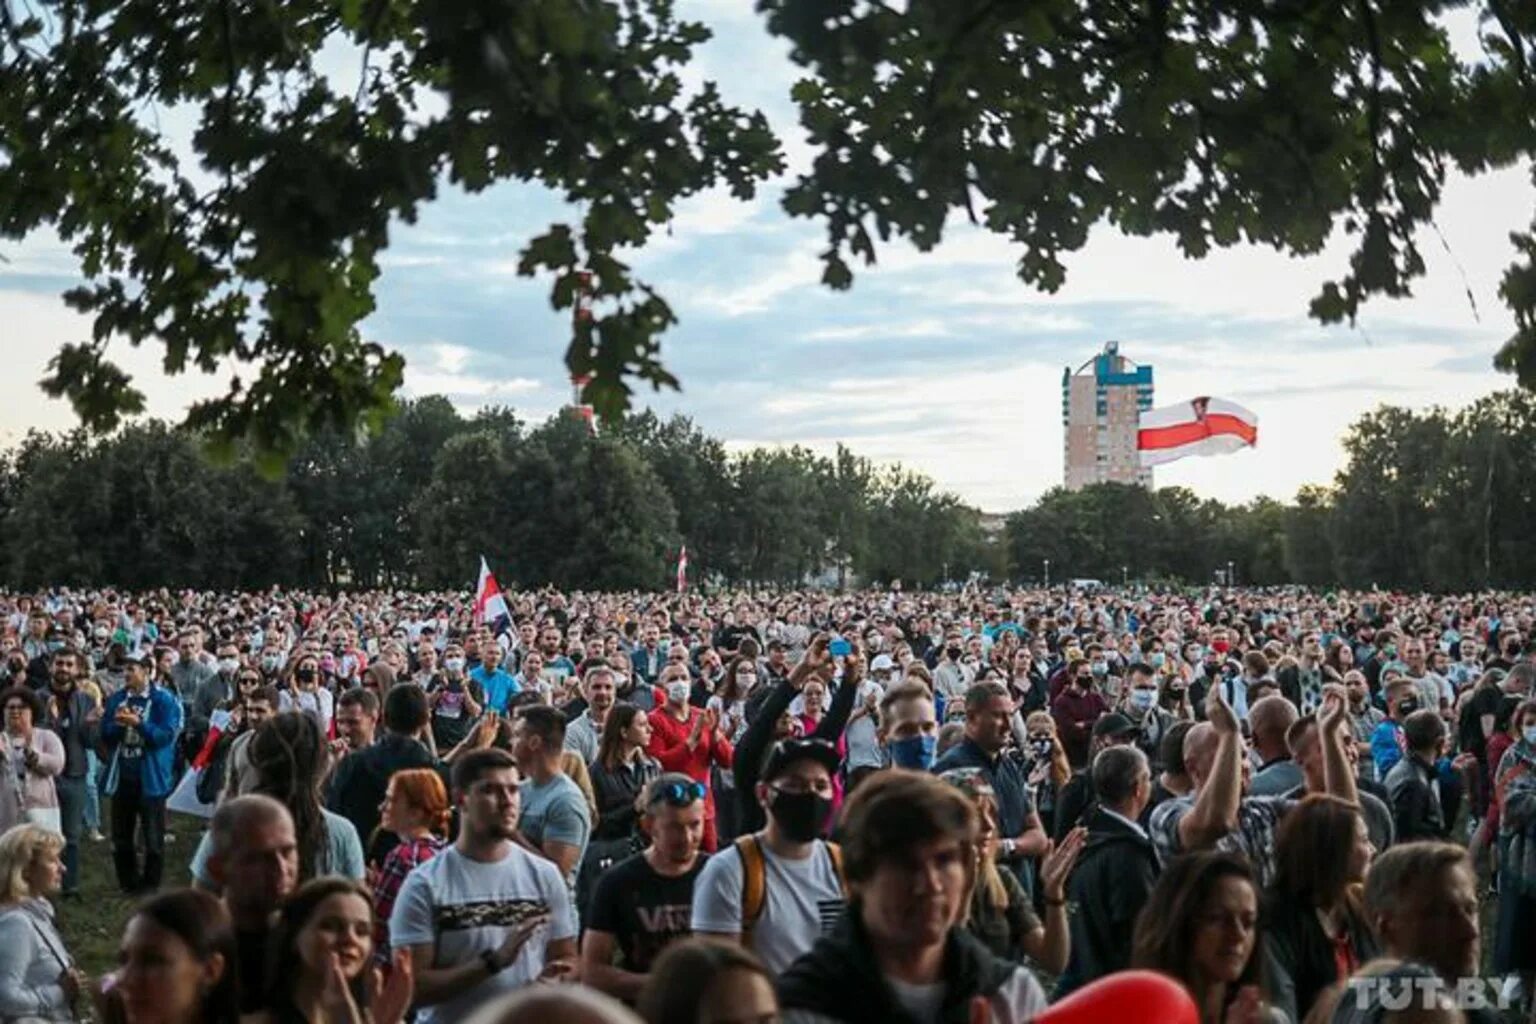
[0,584,1528,1023]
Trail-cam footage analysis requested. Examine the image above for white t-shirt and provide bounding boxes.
[782,967,1047,1024]
[279,687,334,734]
[844,681,885,770]
[691,839,845,975]
[389,845,576,1024]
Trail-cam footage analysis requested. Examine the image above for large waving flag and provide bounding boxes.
[1138,397,1258,467]
[473,556,512,635]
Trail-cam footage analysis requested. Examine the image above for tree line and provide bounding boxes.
[0,399,992,591]
[1006,390,1536,591]
[4,388,1534,593]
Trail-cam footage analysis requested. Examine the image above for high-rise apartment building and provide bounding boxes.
[1062,342,1154,490]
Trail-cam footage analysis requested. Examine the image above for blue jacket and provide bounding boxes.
[100,684,183,799]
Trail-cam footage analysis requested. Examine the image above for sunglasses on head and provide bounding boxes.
[648,779,707,808]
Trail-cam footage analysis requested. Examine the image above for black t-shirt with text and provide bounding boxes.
[585,851,707,974]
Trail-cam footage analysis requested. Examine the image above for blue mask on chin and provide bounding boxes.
[887,734,937,771]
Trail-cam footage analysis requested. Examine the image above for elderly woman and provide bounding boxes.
[0,824,81,1022]
[0,687,64,834]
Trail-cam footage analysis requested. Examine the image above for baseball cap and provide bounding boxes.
[123,649,155,667]
[760,738,840,783]
[870,654,895,673]
[1092,712,1137,740]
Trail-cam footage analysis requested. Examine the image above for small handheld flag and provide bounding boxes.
[676,546,689,594]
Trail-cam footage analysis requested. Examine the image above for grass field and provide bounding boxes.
[55,812,203,979]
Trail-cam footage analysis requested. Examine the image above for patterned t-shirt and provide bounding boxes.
[1149,793,1296,888]
[390,844,575,1024]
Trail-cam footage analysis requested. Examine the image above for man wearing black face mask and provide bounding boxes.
[690,737,847,974]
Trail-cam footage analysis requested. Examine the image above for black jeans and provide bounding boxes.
[110,773,165,893]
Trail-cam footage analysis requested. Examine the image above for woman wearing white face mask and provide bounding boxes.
[645,665,732,853]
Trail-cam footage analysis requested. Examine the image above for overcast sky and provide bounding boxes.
[0,3,1525,512]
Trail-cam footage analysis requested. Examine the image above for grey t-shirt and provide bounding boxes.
[518,773,591,888]
[691,839,845,975]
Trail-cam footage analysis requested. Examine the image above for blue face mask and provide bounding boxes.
[1524,726,1536,747]
[887,735,937,771]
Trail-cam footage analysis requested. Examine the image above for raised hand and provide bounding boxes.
[1318,683,1349,735]
[1206,680,1239,735]
[1040,826,1087,902]
[366,949,415,1024]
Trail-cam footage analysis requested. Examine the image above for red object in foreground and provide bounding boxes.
[1029,971,1199,1024]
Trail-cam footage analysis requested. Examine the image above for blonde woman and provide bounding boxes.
[0,824,81,1022]
[940,768,1083,973]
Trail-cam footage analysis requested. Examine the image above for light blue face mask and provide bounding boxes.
[887,734,937,771]
[1524,725,1536,747]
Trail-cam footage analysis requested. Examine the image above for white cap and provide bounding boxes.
[870,654,895,673]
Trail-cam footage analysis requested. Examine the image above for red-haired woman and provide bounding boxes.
[369,768,449,970]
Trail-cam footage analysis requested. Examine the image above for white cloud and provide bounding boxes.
[689,243,825,315]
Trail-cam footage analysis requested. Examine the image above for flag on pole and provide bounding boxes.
[473,556,512,635]
[1138,397,1258,467]
[676,546,689,594]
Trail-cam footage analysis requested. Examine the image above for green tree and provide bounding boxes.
[616,411,736,581]
[762,0,1536,383]
[732,446,828,584]
[6,2,1535,456]
[0,0,780,457]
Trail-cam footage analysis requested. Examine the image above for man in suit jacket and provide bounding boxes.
[629,624,666,686]
[1055,744,1159,998]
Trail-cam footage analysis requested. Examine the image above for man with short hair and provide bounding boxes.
[878,682,940,771]
[580,772,708,1002]
[1336,843,1492,1024]
[512,704,592,889]
[100,650,183,893]
[1400,638,1451,715]
[1285,714,1395,852]
[1384,709,1458,842]
[473,635,521,714]
[691,738,847,974]
[1056,745,1157,998]
[564,663,617,764]
[1150,683,1357,888]
[630,625,665,687]
[1247,695,1303,796]
[170,630,216,712]
[192,640,241,725]
[391,748,578,1023]
[1052,711,1136,839]
[1050,659,1109,768]
[205,795,300,1015]
[334,687,379,753]
[934,681,1049,883]
[1371,677,1421,781]
[326,683,437,865]
[41,647,100,896]
[222,684,278,801]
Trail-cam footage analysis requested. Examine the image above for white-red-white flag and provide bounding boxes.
[676,546,689,594]
[473,556,512,634]
[1138,397,1258,467]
